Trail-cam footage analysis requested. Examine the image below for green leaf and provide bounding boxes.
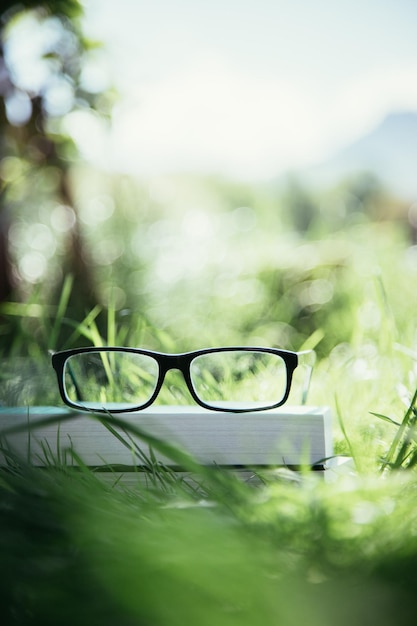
[370,412,401,427]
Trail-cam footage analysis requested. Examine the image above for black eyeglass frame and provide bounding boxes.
[51,346,303,414]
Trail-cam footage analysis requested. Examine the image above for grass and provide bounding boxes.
[2,215,417,623]
[1,383,417,626]
[2,417,417,626]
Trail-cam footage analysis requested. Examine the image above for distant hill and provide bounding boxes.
[301,111,417,199]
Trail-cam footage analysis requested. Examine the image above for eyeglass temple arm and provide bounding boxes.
[297,350,316,405]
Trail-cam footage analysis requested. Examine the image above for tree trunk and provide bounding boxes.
[0,210,14,303]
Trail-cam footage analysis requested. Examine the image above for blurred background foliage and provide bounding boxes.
[0,0,415,363]
[0,0,115,336]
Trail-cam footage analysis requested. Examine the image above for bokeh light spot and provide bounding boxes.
[19,251,47,283]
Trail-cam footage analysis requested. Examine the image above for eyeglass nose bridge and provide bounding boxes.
[156,353,191,376]
[153,353,196,403]
[158,352,210,408]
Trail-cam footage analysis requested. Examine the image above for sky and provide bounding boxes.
[82,0,417,180]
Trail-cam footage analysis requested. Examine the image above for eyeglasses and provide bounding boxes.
[51,346,314,414]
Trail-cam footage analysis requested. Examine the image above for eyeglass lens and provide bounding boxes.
[63,349,289,412]
[64,351,159,411]
[190,350,288,410]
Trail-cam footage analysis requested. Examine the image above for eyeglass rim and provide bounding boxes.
[51,346,309,414]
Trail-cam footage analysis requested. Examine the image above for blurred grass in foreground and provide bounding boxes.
[1,435,417,626]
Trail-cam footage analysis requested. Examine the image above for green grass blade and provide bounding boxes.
[380,386,417,472]
[48,275,74,351]
[370,412,401,427]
